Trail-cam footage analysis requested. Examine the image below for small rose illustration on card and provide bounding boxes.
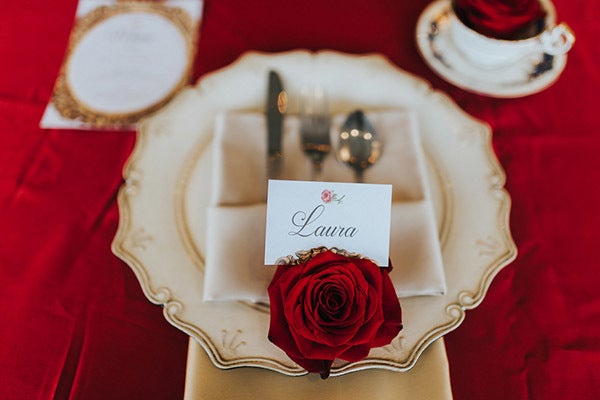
[265,180,391,267]
[321,189,344,204]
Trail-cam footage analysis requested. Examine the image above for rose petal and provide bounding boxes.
[268,278,306,361]
[339,343,372,362]
[311,273,357,322]
[371,267,403,347]
[302,276,360,346]
[351,293,384,344]
[454,0,545,39]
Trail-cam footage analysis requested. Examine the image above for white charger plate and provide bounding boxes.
[112,50,517,376]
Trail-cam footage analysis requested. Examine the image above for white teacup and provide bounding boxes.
[449,0,575,69]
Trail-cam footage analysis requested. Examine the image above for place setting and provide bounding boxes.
[101,0,569,387]
[111,49,517,378]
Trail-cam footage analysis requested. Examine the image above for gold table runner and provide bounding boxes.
[184,338,453,400]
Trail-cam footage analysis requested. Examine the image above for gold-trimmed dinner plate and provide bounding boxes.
[112,50,516,376]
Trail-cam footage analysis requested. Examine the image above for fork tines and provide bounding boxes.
[299,86,331,180]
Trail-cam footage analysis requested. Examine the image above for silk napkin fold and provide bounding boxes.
[203,110,446,303]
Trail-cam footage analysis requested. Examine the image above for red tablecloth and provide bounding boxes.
[1,1,599,399]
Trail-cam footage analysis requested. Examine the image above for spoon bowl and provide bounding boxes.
[337,110,382,182]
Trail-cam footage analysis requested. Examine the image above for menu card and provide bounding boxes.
[40,0,203,130]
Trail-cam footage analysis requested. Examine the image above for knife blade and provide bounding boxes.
[265,70,287,179]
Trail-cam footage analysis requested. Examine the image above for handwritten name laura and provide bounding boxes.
[288,205,358,238]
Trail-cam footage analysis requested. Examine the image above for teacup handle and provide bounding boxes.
[540,23,575,55]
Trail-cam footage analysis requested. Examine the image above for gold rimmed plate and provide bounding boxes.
[112,50,516,376]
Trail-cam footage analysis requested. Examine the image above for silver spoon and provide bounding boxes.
[337,110,382,182]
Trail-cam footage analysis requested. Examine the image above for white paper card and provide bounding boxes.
[40,0,203,130]
[265,180,392,266]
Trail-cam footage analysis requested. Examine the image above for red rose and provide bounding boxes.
[267,250,402,379]
[321,189,333,204]
[453,0,546,39]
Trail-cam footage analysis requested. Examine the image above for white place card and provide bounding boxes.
[265,180,392,266]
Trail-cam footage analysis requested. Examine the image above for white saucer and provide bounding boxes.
[416,0,567,98]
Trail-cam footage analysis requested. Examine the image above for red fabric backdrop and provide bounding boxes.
[1,0,599,398]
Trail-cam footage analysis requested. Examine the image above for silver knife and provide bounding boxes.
[266,70,287,179]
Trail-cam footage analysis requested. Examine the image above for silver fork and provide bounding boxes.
[299,86,331,181]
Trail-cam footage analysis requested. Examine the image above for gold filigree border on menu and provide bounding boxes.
[52,2,196,126]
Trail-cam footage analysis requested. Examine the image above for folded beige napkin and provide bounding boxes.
[203,110,446,302]
[184,337,454,400]
[211,111,429,205]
